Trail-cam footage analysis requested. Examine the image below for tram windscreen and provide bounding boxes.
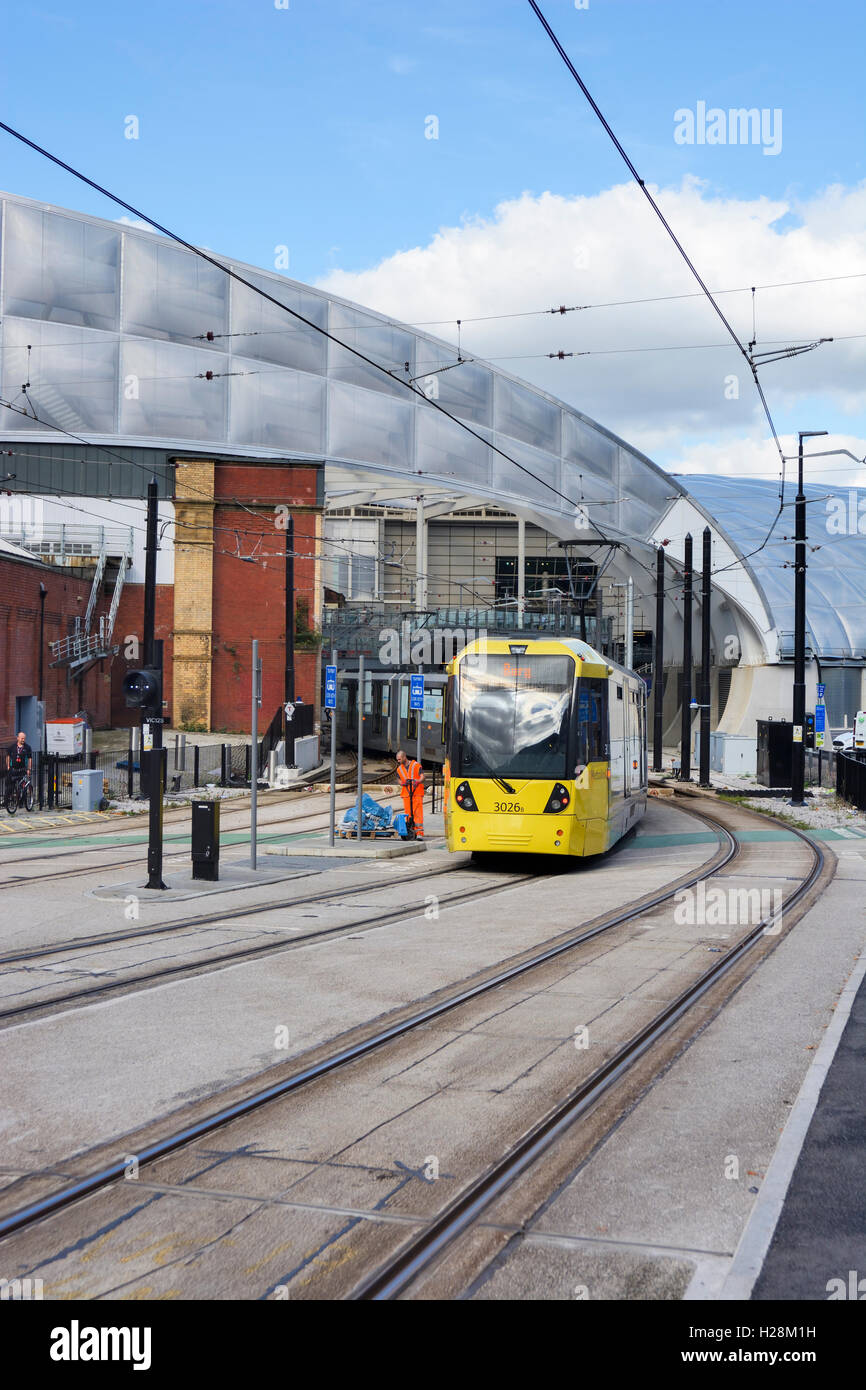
[455,654,574,778]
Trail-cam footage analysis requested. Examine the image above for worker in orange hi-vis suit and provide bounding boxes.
[395,749,424,838]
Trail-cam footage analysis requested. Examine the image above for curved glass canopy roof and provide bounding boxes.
[0,191,862,661]
[681,475,866,660]
[0,191,681,543]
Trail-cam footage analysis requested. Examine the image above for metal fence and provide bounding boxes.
[837,749,866,811]
[0,742,257,810]
[0,728,324,812]
[805,747,838,787]
[0,523,134,562]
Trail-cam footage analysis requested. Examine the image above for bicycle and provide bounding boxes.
[5,774,34,815]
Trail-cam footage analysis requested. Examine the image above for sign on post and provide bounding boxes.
[817,683,826,699]
[410,673,424,711]
[324,664,337,710]
[815,701,826,749]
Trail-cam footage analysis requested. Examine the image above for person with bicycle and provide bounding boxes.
[6,732,33,812]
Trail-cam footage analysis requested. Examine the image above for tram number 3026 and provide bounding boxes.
[493,800,524,813]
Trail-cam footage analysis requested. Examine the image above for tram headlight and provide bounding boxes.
[543,783,571,814]
[455,781,476,810]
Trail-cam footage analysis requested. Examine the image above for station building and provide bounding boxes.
[0,189,864,746]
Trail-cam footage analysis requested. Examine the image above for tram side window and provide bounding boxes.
[576,678,607,764]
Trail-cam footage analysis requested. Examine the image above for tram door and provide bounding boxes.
[624,686,640,796]
[609,683,626,797]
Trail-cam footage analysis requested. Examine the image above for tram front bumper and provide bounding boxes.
[446,812,607,856]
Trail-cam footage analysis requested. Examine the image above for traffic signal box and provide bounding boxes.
[122,667,162,715]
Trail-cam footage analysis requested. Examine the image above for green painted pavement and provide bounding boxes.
[633,827,864,848]
[0,827,325,854]
[1,822,862,859]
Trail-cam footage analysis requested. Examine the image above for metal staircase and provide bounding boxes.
[49,540,132,680]
[83,549,107,634]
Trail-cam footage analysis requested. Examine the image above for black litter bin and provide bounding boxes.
[756,719,794,788]
[191,799,220,880]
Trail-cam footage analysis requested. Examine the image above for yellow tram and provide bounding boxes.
[444,637,648,857]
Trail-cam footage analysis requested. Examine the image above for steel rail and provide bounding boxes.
[0,793,403,885]
[352,811,825,1299]
[0,858,489,969]
[0,871,540,1025]
[0,805,734,1242]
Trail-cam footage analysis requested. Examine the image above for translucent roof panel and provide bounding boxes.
[680,475,866,659]
[0,191,689,544]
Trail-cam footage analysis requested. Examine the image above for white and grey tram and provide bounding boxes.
[335,670,448,763]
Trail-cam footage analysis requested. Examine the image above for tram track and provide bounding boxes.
[0,863,539,1026]
[0,797,831,1304]
[0,800,737,1240]
[354,800,828,1299]
[0,787,404,888]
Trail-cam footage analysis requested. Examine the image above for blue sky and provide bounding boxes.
[2,0,864,473]
[2,0,862,278]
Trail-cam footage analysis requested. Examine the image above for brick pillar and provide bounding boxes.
[173,459,215,730]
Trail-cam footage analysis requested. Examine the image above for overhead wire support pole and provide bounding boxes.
[625,576,634,671]
[653,547,665,772]
[285,514,295,743]
[143,478,166,890]
[791,431,827,805]
[328,647,337,848]
[699,528,712,788]
[680,534,693,782]
[250,639,261,869]
[356,654,364,844]
[517,517,526,624]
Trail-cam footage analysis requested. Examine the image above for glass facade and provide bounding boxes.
[2,192,860,659]
[683,475,866,660]
[0,192,674,539]
[3,203,120,332]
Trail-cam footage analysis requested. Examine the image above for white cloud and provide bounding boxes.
[115,215,162,233]
[666,432,866,488]
[316,178,866,478]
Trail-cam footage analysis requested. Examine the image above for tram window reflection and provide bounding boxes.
[456,655,573,778]
[575,677,607,764]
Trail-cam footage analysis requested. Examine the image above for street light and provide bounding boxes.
[791,431,828,807]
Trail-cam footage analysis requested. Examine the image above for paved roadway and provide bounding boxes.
[0,795,863,1300]
[452,815,866,1302]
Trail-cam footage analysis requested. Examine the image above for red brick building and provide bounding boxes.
[2,458,323,740]
[0,540,113,747]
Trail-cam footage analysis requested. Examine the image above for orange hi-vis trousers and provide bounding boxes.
[397,760,424,836]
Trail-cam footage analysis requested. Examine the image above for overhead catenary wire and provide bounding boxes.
[410,270,866,329]
[0,121,609,537]
[525,0,792,568]
[0,118,860,582]
[9,330,864,380]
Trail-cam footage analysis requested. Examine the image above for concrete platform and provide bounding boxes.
[265,810,444,858]
[90,858,330,902]
[266,839,427,859]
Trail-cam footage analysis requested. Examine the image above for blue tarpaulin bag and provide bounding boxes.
[340,793,393,834]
